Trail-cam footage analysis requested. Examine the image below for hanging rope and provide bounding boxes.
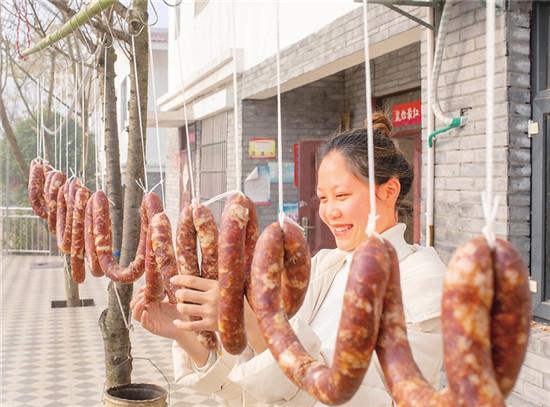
[147,28,166,207]
[232,0,241,192]
[36,76,40,158]
[81,59,86,183]
[66,76,69,175]
[102,46,108,191]
[175,21,196,203]
[275,0,284,228]
[362,0,378,237]
[130,35,149,191]
[94,69,99,190]
[482,0,498,248]
[74,69,78,176]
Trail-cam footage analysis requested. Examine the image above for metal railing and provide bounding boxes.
[1,207,52,254]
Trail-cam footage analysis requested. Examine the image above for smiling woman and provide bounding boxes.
[317,112,413,251]
[155,113,447,407]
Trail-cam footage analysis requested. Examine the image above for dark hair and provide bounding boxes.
[320,112,413,220]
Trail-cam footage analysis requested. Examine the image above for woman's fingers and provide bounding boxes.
[131,297,146,321]
[177,302,207,318]
[173,318,211,332]
[171,274,215,291]
[175,288,208,304]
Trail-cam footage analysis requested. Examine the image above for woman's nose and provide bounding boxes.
[328,205,341,219]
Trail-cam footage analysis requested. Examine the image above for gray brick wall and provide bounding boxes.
[506,0,532,267]
[240,4,422,100]
[344,42,421,129]
[420,1,509,262]
[241,74,345,230]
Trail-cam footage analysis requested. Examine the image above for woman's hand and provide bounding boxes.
[171,275,219,332]
[131,287,184,340]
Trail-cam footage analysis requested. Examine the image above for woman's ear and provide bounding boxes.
[376,178,401,203]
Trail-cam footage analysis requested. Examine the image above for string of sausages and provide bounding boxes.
[30,157,531,405]
[249,222,531,406]
[27,158,173,301]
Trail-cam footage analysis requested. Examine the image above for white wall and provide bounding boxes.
[168,0,361,88]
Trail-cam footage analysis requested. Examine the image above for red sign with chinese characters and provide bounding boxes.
[391,100,421,127]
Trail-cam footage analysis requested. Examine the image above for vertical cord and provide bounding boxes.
[362,0,378,237]
[94,70,99,190]
[81,59,86,183]
[232,0,241,192]
[102,47,108,191]
[36,77,40,158]
[131,35,149,191]
[175,23,196,202]
[147,29,166,207]
[80,60,88,185]
[65,77,69,175]
[74,69,77,175]
[275,0,284,228]
[54,90,57,168]
[482,0,498,248]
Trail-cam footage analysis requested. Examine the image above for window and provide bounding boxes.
[199,113,227,223]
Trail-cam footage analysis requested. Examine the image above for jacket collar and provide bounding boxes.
[308,223,414,322]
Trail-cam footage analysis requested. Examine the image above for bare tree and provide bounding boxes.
[1,0,150,389]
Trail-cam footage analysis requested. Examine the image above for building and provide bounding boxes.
[155,2,550,405]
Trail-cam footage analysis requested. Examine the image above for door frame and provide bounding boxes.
[531,1,550,320]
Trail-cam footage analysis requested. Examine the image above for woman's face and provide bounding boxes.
[317,151,372,252]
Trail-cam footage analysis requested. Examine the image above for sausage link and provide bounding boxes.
[145,220,164,302]
[28,159,48,219]
[490,237,531,396]
[250,227,386,405]
[176,205,199,276]
[84,195,103,277]
[218,194,249,355]
[70,187,91,284]
[145,212,178,303]
[281,219,311,318]
[46,172,66,234]
[442,236,505,407]
[93,191,163,283]
[192,204,219,350]
[60,178,81,253]
[151,212,178,303]
[56,181,68,252]
[241,197,259,294]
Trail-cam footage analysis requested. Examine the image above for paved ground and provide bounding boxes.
[1,254,222,407]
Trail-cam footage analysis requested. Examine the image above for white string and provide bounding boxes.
[131,35,149,191]
[113,282,133,331]
[362,0,378,237]
[36,76,40,158]
[275,0,284,229]
[94,70,99,190]
[482,0,498,248]
[54,89,57,168]
[231,0,241,192]
[65,77,69,175]
[175,23,195,202]
[102,47,108,191]
[147,29,165,206]
[74,70,78,176]
[81,59,86,183]
[202,190,239,207]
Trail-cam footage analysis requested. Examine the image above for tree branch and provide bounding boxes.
[48,0,131,44]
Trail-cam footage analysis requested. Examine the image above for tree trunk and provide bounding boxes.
[63,253,81,307]
[120,3,149,266]
[97,41,133,388]
[0,94,29,182]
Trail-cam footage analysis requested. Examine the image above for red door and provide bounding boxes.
[298,140,336,255]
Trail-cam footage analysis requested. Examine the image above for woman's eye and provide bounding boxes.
[318,196,327,203]
[336,194,349,200]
